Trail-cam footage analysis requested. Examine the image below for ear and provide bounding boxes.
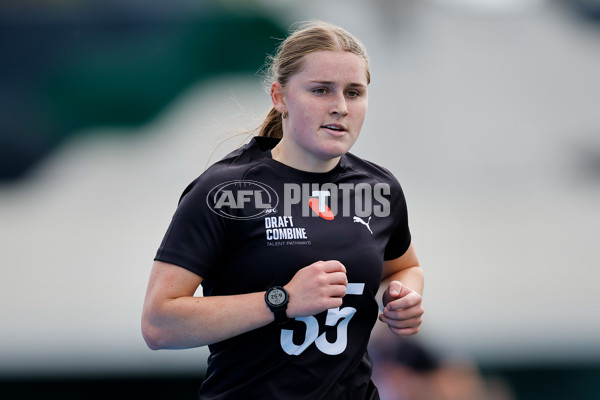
[270,81,286,113]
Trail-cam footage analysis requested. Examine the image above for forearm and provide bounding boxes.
[382,266,424,295]
[142,259,349,350]
[142,291,274,350]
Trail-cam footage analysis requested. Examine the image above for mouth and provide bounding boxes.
[321,124,347,135]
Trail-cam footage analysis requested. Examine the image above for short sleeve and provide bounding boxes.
[383,180,411,261]
[154,176,229,279]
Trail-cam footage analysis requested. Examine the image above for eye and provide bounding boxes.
[312,87,328,95]
[346,90,361,98]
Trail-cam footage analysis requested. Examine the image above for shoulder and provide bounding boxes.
[342,152,402,188]
[178,138,270,203]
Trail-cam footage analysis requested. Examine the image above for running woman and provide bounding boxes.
[142,20,424,400]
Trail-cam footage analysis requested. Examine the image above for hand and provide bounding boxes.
[379,280,424,336]
[284,260,348,318]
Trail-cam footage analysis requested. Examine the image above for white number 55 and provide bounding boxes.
[280,283,365,356]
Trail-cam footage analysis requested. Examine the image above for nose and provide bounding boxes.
[330,92,348,116]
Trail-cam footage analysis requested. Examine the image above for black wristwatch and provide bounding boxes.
[265,286,289,324]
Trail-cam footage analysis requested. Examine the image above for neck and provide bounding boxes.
[271,143,340,173]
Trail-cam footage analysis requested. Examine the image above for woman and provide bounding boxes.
[142,20,424,399]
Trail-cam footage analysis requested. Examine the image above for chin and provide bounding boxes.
[327,139,356,156]
[319,146,352,160]
[309,135,358,160]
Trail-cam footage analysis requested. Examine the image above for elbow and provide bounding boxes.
[141,317,167,351]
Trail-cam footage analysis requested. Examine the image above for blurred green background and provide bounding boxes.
[1,1,284,180]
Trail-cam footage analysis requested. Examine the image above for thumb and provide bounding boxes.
[388,280,404,298]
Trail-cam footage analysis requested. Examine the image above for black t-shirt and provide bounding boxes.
[155,137,411,400]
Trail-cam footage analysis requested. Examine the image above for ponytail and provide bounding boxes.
[258,107,283,139]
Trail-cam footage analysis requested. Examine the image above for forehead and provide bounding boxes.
[294,50,368,85]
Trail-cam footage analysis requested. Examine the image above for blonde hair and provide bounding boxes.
[258,21,370,139]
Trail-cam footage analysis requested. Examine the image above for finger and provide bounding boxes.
[389,326,421,336]
[386,292,421,311]
[328,284,347,298]
[326,297,344,310]
[387,280,404,297]
[379,314,423,330]
[322,260,346,273]
[379,317,422,331]
[382,306,424,321]
[327,271,348,286]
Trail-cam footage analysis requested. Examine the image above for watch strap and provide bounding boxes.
[272,308,289,324]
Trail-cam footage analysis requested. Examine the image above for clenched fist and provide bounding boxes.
[285,260,348,318]
[380,280,424,336]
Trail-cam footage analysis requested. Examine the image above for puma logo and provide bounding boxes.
[353,216,373,235]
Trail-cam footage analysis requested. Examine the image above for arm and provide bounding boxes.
[141,261,272,350]
[141,260,348,350]
[379,243,424,336]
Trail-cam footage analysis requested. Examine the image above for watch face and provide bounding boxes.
[267,288,286,306]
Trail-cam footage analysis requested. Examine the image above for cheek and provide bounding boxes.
[289,98,311,118]
[296,106,321,128]
[357,100,368,115]
[352,104,368,125]
[288,113,313,139]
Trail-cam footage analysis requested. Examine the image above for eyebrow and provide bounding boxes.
[309,80,367,88]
